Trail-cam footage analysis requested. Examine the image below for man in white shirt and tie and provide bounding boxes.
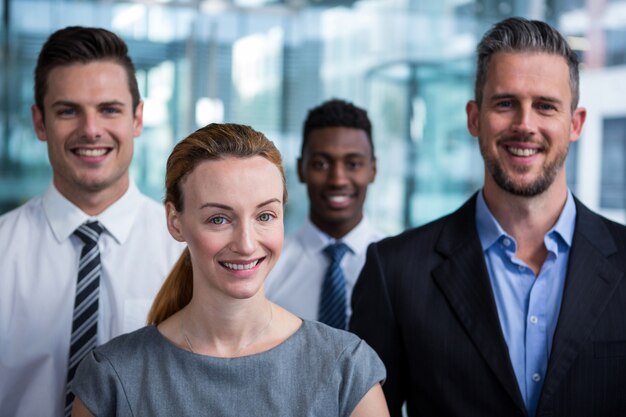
[0,27,183,417]
[265,99,383,329]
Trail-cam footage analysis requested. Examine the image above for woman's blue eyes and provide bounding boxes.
[259,213,275,222]
[209,216,226,225]
[207,213,274,224]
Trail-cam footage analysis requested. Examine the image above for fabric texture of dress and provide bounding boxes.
[73,320,386,417]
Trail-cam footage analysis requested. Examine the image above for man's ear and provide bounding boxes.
[369,157,377,183]
[297,157,305,183]
[166,202,185,242]
[31,104,47,142]
[466,100,480,138]
[569,106,587,143]
[133,100,144,138]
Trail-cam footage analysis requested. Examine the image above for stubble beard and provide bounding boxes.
[480,137,569,198]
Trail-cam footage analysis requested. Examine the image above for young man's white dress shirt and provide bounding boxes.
[0,181,185,417]
[265,217,383,323]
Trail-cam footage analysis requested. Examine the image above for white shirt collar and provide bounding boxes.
[298,217,375,256]
[42,181,145,245]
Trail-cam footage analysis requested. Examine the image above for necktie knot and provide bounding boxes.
[323,242,350,264]
[74,221,103,245]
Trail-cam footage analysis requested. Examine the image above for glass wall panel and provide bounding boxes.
[2,0,626,234]
[601,117,626,209]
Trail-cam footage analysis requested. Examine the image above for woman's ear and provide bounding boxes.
[166,202,185,242]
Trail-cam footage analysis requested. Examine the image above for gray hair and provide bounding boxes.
[474,17,580,112]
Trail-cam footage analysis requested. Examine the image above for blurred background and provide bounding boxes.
[1,0,625,235]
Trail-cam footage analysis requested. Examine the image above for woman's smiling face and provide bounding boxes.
[166,155,284,301]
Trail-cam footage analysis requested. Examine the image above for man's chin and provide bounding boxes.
[490,165,561,198]
[322,204,355,216]
[77,180,114,193]
[495,177,553,197]
[318,209,364,226]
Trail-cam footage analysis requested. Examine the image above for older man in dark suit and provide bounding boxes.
[350,17,626,417]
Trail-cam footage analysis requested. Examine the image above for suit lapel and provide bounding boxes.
[432,195,527,412]
[538,200,624,408]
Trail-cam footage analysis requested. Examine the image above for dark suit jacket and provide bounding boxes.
[350,194,626,417]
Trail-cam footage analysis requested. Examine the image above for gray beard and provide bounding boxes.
[481,141,569,197]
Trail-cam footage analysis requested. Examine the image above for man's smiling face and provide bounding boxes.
[298,126,376,239]
[467,52,585,197]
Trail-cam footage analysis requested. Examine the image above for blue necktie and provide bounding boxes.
[65,221,103,417]
[318,242,350,330]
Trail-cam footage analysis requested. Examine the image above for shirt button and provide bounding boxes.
[518,265,525,272]
[532,373,541,382]
[502,238,511,247]
[529,315,538,324]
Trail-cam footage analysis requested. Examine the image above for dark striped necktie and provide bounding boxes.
[318,242,350,330]
[64,221,103,417]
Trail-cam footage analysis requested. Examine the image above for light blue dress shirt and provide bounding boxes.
[475,190,576,417]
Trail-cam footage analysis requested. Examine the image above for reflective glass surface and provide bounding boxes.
[2,0,626,231]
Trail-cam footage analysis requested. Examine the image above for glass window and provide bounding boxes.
[1,0,625,231]
[601,117,626,209]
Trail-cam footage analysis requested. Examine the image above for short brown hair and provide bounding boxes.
[34,26,140,117]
